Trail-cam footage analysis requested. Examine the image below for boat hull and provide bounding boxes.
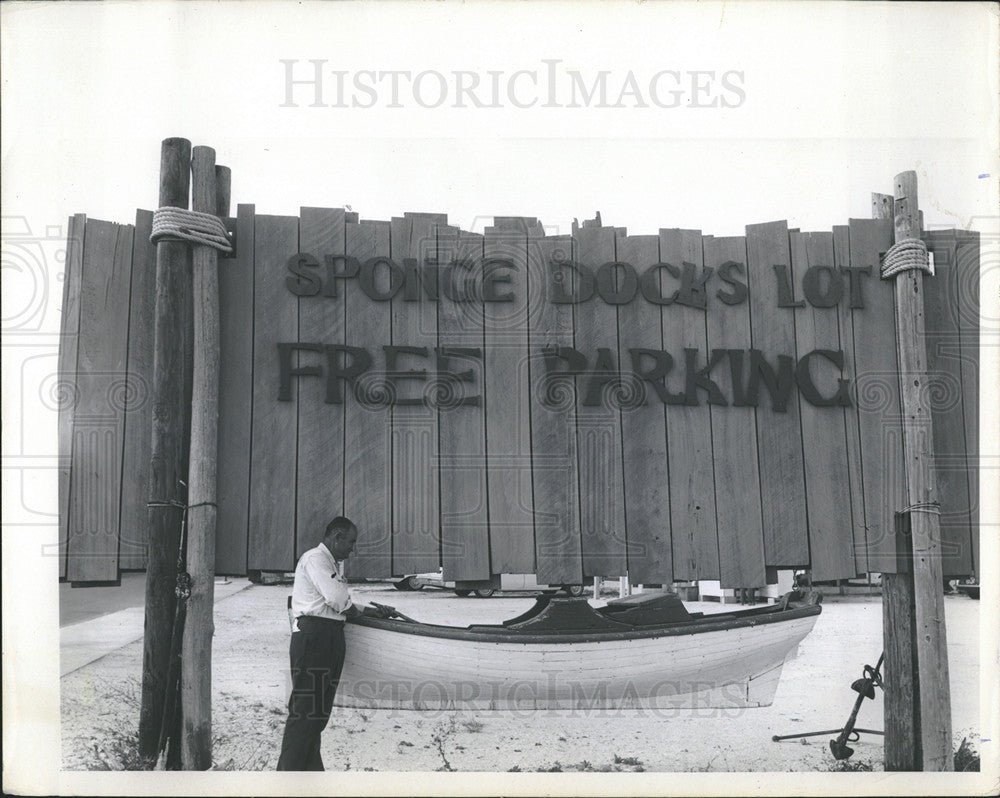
[333,609,818,710]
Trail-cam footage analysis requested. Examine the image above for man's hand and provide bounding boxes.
[361,603,395,619]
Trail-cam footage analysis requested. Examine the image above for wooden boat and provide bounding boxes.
[334,589,822,711]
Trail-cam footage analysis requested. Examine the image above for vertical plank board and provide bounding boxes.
[389,213,445,575]
[954,230,979,575]
[790,231,856,580]
[118,210,156,569]
[848,218,904,573]
[834,224,870,573]
[923,231,974,575]
[58,213,86,580]
[482,220,535,575]
[615,233,672,584]
[344,220,393,577]
[882,568,922,770]
[528,234,583,584]
[437,226,491,580]
[745,221,809,567]
[703,235,766,589]
[248,215,299,572]
[572,225,627,579]
[659,228,720,581]
[216,205,254,575]
[67,219,134,582]
[295,207,347,558]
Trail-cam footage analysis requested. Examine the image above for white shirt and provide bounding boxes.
[289,542,354,628]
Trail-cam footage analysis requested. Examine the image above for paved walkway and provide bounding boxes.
[59,578,251,677]
[59,572,147,626]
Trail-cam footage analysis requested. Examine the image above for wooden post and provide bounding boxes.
[873,192,920,770]
[139,137,192,762]
[214,166,231,218]
[882,513,921,769]
[180,146,222,770]
[891,171,953,771]
[875,173,954,771]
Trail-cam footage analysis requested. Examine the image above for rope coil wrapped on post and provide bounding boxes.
[151,206,232,254]
[901,500,941,516]
[880,238,933,279]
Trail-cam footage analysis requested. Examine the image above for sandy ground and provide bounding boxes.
[60,582,981,772]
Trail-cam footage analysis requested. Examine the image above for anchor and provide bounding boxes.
[771,652,885,760]
[829,653,884,760]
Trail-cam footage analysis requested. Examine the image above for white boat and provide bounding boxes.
[334,590,822,710]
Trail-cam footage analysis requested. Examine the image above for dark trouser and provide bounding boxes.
[276,616,346,771]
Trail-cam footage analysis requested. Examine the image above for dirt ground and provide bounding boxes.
[60,582,982,772]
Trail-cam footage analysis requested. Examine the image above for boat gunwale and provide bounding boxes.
[347,602,822,645]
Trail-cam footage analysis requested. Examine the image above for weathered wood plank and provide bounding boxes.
[658,228,720,581]
[883,566,921,770]
[437,226,490,580]
[248,215,299,571]
[745,221,809,567]
[833,224,870,573]
[389,213,446,575]
[572,225,627,579]
[215,205,254,576]
[118,210,157,569]
[344,220,393,577]
[922,231,973,576]
[847,218,904,573]
[295,207,347,559]
[954,230,979,575]
[58,213,86,580]
[614,232,672,585]
[528,234,583,585]
[790,231,856,580]
[703,235,766,589]
[67,219,134,582]
[482,220,535,575]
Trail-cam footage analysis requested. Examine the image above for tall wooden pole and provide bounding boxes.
[873,191,920,771]
[139,137,193,762]
[875,172,954,771]
[181,146,222,769]
[154,165,228,770]
[891,171,953,771]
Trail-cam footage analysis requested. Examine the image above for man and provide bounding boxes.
[276,515,383,770]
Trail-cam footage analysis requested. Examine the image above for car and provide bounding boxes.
[393,569,585,598]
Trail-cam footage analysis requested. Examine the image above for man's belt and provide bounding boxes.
[296,615,345,630]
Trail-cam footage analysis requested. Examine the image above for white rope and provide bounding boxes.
[901,501,941,516]
[880,238,932,279]
[151,206,232,254]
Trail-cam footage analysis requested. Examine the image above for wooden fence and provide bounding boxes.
[58,208,980,586]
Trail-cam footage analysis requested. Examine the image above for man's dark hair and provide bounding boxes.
[325,516,356,539]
